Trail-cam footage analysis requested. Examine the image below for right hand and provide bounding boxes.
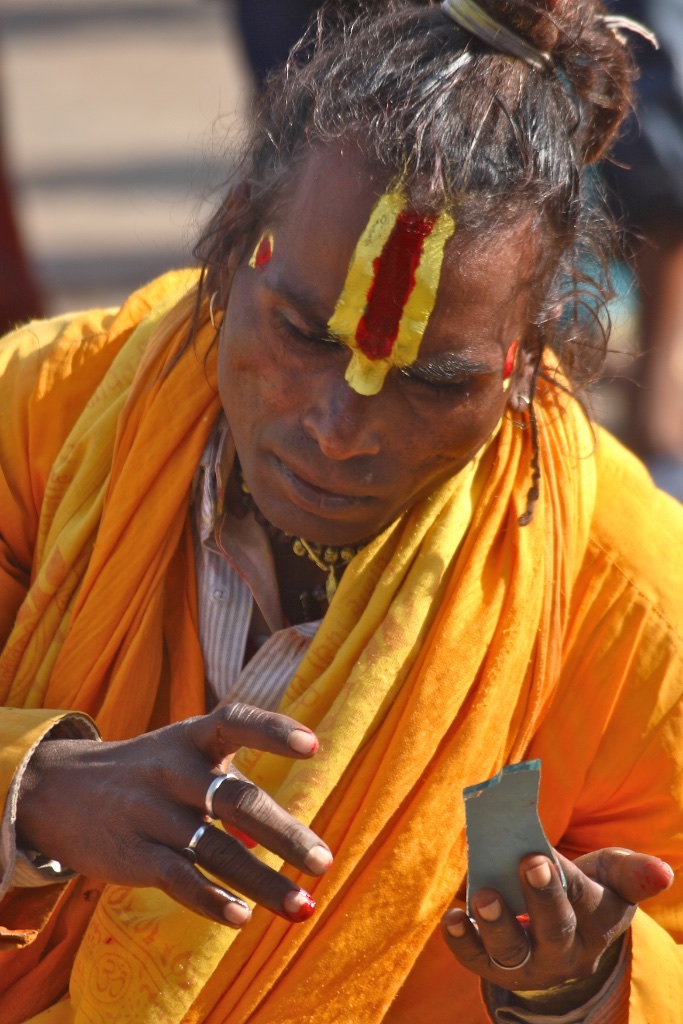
[16,703,332,927]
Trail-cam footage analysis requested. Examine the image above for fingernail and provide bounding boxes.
[526,859,552,889]
[304,844,333,874]
[288,729,318,755]
[444,909,467,937]
[476,897,502,922]
[283,889,316,922]
[223,899,251,926]
[659,860,675,886]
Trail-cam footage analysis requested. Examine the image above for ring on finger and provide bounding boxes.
[181,822,212,865]
[205,771,240,819]
[489,933,532,972]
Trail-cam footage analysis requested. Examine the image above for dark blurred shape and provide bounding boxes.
[602,0,683,498]
[0,105,43,334]
[234,0,320,87]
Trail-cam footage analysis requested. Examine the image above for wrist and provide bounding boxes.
[510,934,624,1015]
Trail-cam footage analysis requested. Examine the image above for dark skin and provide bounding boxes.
[15,146,673,1011]
[216,149,533,555]
[443,849,673,1011]
[17,705,333,927]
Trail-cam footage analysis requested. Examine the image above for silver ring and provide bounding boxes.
[180,822,212,864]
[489,934,532,972]
[204,772,237,819]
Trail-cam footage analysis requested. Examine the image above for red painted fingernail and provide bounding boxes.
[283,889,316,922]
[224,824,258,849]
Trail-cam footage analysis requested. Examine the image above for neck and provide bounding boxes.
[234,465,370,623]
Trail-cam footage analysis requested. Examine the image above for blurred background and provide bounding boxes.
[0,0,682,497]
[0,0,251,315]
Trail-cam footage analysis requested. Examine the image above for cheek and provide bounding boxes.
[217,313,292,420]
[397,383,506,476]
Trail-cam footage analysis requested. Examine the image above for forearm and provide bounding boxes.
[0,709,99,901]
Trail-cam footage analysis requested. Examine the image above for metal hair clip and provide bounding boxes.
[441,0,552,73]
[601,14,659,49]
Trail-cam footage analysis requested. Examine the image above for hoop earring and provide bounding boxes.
[209,290,222,330]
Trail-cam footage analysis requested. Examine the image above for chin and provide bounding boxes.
[271,500,385,548]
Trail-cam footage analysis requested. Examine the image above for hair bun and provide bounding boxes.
[476,0,635,163]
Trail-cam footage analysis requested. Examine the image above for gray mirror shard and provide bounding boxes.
[463,759,565,917]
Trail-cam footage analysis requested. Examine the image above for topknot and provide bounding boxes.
[464,0,635,163]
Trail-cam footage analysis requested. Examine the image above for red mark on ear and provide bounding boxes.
[503,339,519,380]
[252,235,272,270]
[355,210,437,361]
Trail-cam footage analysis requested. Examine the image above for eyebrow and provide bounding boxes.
[269,278,496,381]
[401,352,495,383]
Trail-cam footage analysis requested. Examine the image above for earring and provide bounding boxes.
[502,339,519,392]
[209,290,222,330]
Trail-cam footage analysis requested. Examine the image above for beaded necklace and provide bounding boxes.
[237,471,368,620]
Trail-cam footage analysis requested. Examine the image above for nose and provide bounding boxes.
[301,374,382,460]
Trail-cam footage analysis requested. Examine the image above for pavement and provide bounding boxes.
[0,0,252,314]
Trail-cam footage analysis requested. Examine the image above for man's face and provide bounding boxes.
[217,146,536,547]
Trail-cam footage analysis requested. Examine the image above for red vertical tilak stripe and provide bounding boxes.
[355,210,437,360]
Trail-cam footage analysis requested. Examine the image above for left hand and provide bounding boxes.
[442,847,673,1005]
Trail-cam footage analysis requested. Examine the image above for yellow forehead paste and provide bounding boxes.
[327,190,455,395]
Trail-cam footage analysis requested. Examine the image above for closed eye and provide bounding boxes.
[399,365,471,393]
[274,310,343,349]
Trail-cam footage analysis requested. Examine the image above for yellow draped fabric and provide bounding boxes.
[0,271,681,1024]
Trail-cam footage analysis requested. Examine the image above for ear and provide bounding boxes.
[507,341,537,412]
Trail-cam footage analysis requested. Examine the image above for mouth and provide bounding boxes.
[274,456,377,517]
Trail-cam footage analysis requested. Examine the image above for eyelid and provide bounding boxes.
[399,366,469,388]
[279,308,315,335]
[276,310,343,348]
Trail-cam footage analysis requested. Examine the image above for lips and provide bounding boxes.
[274,455,376,516]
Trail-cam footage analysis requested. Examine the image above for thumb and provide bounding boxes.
[568,848,674,904]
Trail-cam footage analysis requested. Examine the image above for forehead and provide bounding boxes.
[267,146,537,357]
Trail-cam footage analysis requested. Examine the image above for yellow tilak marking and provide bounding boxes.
[327,191,455,396]
[392,211,456,367]
[327,190,402,358]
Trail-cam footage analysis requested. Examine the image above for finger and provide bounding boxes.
[194,823,316,922]
[469,889,533,971]
[211,770,332,875]
[442,908,492,975]
[148,844,252,927]
[519,854,580,950]
[189,703,319,763]
[568,848,674,904]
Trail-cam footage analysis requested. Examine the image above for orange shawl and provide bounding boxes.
[0,271,608,1022]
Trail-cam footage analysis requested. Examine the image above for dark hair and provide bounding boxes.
[195,0,634,395]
